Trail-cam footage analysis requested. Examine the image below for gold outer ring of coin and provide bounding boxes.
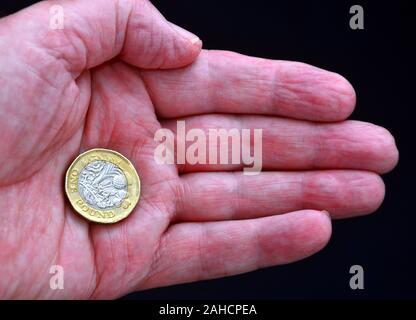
[65,148,141,224]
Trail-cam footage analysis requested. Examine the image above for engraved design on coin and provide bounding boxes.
[78,160,128,210]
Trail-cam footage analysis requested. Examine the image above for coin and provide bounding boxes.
[65,148,141,224]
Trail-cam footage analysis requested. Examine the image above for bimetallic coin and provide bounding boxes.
[65,149,141,224]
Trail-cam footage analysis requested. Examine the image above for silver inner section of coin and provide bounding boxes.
[78,160,128,210]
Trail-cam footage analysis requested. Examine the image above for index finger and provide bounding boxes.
[141,50,356,121]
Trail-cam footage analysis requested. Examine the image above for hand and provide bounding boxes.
[0,0,398,299]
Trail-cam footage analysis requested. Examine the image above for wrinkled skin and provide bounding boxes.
[0,0,398,299]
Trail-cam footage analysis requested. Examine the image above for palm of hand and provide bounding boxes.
[0,0,398,299]
[0,55,178,298]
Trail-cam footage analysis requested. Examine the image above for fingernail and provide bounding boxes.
[169,22,201,45]
[321,210,331,218]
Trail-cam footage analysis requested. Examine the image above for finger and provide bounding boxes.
[160,116,399,174]
[141,210,331,289]
[141,50,356,121]
[176,170,385,222]
[2,0,202,74]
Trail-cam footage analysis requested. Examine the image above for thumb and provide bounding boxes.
[1,0,202,73]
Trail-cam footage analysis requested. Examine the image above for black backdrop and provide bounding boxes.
[1,0,414,299]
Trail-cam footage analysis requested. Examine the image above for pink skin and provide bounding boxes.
[0,0,398,299]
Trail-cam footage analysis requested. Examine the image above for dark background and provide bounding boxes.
[1,0,414,299]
